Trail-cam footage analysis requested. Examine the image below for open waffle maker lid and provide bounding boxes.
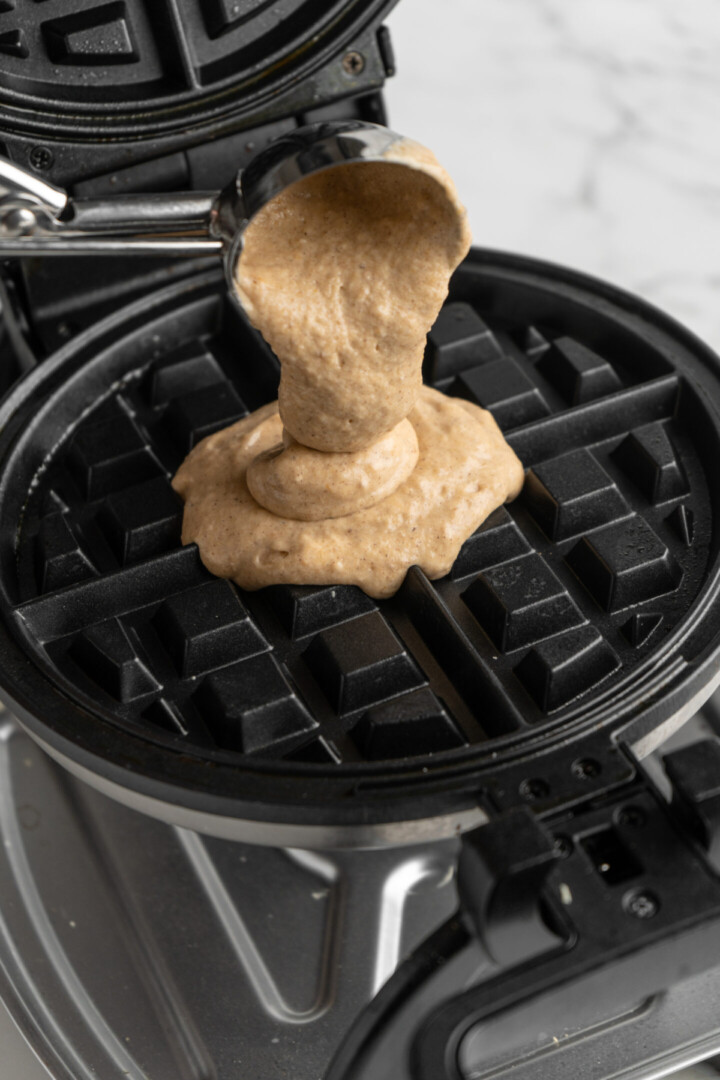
[0,0,397,138]
[0,249,719,847]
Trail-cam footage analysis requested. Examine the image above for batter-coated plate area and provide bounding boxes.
[0,252,719,835]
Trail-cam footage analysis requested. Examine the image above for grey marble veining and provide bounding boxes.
[387,0,720,354]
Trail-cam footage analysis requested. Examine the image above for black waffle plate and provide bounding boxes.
[0,0,395,139]
[0,253,719,835]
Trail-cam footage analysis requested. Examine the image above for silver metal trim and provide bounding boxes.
[241,123,403,221]
[0,237,223,256]
[0,158,67,215]
[31,734,488,850]
[629,665,720,760]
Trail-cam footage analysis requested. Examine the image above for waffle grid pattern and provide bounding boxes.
[11,277,711,767]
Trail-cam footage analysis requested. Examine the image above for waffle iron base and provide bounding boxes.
[4,710,720,1080]
[0,250,719,845]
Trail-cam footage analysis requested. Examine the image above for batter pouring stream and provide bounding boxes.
[173,137,524,598]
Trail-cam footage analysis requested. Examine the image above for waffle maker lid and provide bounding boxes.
[0,0,399,186]
[0,248,719,847]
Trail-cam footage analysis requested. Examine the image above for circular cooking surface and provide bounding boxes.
[0,253,719,840]
[0,0,394,138]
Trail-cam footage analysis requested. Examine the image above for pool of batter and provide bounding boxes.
[173,137,524,599]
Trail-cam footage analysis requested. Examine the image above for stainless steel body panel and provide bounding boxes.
[0,718,461,1080]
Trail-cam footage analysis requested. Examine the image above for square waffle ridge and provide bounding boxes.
[9,259,713,770]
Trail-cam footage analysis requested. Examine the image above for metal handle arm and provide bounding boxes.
[62,192,217,236]
[0,157,67,214]
[0,154,224,257]
[0,237,224,256]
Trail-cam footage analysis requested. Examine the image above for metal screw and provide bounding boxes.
[28,145,54,172]
[519,777,550,802]
[571,757,601,780]
[553,835,573,860]
[625,890,659,920]
[342,51,366,76]
[617,805,646,828]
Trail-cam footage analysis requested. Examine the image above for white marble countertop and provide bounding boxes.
[386,0,720,354]
[3,2,720,1077]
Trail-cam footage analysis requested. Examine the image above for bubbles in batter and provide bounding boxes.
[173,136,524,599]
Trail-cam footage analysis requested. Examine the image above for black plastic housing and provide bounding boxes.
[0,1,398,188]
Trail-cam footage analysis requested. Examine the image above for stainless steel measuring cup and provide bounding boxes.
[0,121,411,299]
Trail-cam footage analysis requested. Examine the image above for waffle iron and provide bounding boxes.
[3,4,720,1079]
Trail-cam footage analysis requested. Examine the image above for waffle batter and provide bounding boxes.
[173,139,524,598]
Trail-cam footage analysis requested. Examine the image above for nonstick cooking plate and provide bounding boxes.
[0,252,718,847]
